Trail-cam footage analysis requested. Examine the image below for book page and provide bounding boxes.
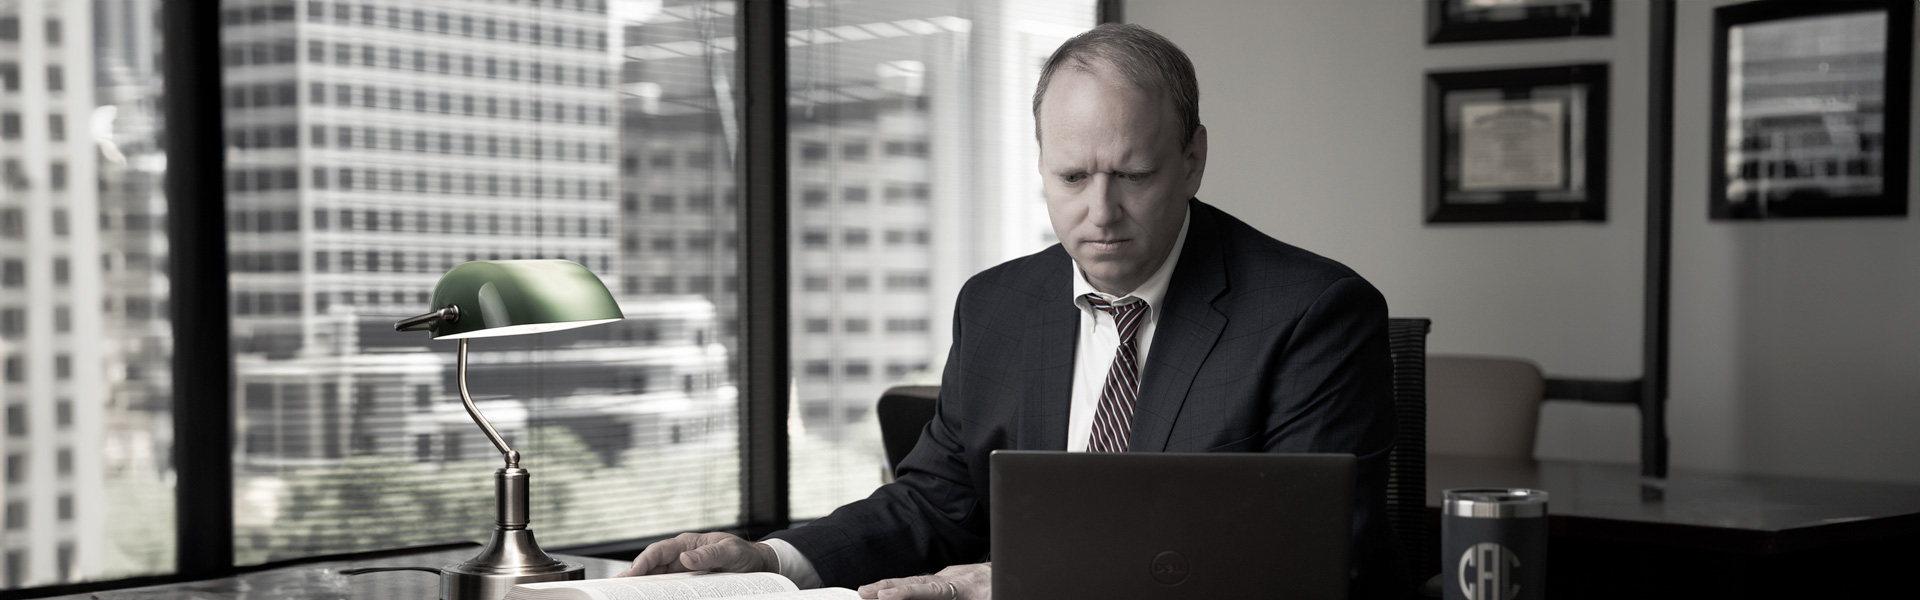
[510,572,864,600]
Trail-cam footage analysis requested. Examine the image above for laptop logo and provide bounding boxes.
[1150,550,1190,585]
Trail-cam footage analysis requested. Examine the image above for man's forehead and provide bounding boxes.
[1037,68,1177,148]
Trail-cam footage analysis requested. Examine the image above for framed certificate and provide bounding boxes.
[1711,0,1911,220]
[1426,64,1609,223]
[1428,0,1611,45]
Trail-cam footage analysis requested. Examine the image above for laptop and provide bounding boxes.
[991,451,1353,600]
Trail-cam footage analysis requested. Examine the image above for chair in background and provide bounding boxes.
[876,385,940,482]
[1384,318,1435,594]
[1425,355,1545,459]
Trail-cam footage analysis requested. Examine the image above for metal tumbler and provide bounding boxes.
[1441,488,1547,600]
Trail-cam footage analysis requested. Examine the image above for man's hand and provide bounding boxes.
[616,532,778,577]
[856,563,990,600]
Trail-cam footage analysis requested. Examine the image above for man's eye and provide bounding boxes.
[1122,172,1147,183]
[1063,173,1087,184]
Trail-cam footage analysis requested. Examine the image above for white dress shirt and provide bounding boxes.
[766,207,1193,587]
[1065,208,1189,452]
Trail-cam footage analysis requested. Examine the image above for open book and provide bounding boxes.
[505,572,861,600]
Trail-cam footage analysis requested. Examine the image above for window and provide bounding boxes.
[4,502,24,530]
[784,1,1089,518]
[885,271,930,291]
[0,1,1093,593]
[0,2,176,591]
[4,404,22,436]
[1,309,22,338]
[212,0,742,566]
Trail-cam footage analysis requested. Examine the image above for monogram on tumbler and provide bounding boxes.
[1442,489,1548,600]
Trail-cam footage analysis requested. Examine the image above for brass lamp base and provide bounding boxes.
[439,527,585,600]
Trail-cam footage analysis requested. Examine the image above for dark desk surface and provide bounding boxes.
[1427,454,1920,554]
[52,546,629,600]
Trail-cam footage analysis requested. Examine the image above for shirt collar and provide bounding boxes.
[1072,204,1192,310]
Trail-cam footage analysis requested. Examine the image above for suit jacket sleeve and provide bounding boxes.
[1260,275,1406,599]
[762,276,1003,588]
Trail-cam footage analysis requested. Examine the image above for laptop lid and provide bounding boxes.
[991,451,1353,600]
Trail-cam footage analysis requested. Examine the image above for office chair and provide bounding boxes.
[1384,317,1435,595]
[1426,355,1546,459]
[877,385,940,481]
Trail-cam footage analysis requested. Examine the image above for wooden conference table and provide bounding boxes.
[1427,454,1920,597]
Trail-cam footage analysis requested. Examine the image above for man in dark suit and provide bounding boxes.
[620,23,1404,599]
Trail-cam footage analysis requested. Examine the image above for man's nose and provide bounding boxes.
[1086,175,1122,226]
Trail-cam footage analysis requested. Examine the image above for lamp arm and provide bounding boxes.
[457,339,521,468]
[396,305,460,332]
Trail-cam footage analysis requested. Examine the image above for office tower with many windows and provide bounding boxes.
[94,0,175,581]
[0,0,112,588]
[618,0,1089,517]
[220,0,737,564]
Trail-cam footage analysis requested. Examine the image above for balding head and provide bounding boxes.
[1032,23,1200,149]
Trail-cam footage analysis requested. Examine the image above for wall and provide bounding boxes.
[1130,0,1920,483]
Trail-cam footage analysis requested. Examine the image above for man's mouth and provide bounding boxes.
[1085,239,1129,251]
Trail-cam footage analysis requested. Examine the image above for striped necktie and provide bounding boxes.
[1084,294,1148,453]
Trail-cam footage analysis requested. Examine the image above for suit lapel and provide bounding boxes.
[1128,201,1229,452]
[1017,251,1078,451]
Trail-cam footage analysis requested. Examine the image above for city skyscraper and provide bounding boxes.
[2,0,1087,589]
[1,0,113,587]
[617,0,1087,515]
[220,0,735,563]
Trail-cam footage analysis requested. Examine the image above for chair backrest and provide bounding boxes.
[1425,355,1544,459]
[1384,317,1433,592]
[877,385,940,477]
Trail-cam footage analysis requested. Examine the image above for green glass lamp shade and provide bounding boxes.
[424,260,623,339]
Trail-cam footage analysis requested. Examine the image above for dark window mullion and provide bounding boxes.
[738,0,791,538]
[166,0,236,578]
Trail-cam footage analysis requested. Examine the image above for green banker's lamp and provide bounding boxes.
[394,260,623,600]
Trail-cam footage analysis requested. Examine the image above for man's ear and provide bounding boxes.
[1183,124,1209,197]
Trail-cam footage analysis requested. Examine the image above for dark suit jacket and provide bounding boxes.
[770,199,1406,598]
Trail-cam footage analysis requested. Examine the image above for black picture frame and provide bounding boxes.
[1425,64,1609,223]
[1428,0,1612,44]
[1710,0,1912,220]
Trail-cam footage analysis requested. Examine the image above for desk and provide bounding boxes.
[1427,455,1920,597]
[49,545,629,600]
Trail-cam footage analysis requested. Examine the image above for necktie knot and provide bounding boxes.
[1083,294,1148,341]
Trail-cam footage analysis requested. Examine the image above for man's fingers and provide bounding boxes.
[617,533,702,577]
[876,581,955,600]
[680,545,719,571]
[857,575,942,599]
